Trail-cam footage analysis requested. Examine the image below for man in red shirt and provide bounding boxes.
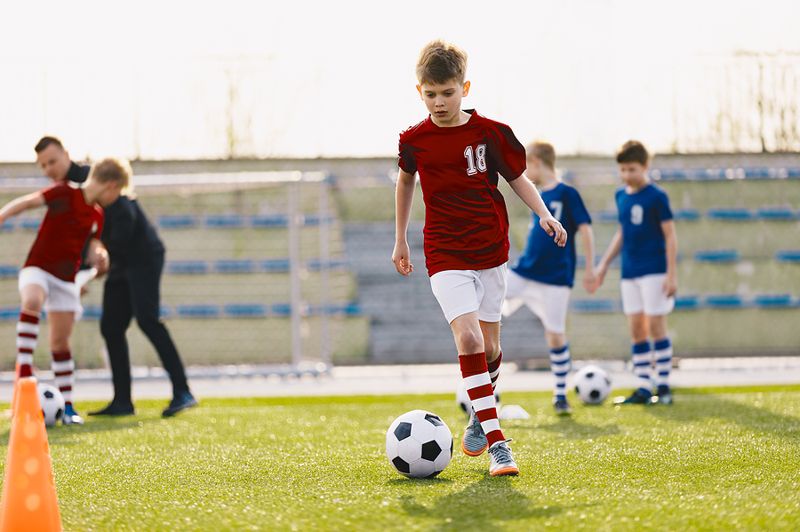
[0,158,127,424]
[393,40,567,477]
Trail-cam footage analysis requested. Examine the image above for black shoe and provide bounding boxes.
[553,397,572,416]
[162,391,198,418]
[613,389,653,405]
[88,401,135,417]
[653,385,673,405]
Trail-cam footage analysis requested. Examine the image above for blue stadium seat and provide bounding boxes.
[0,265,19,278]
[700,168,727,181]
[205,215,244,228]
[0,307,19,321]
[788,168,800,178]
[571,299,617,313]
[306,258,346,271]
[160,305,172,319]
[706,208,754,221]
[0,222,13,232]
[261,259,290,272]
[596,211,618,223]
[754,294,793,309]
[674,295,700,310]
[704,294,745,309]
[652,169,688,181]
[176,305,220,318]
[776,250,800,263]
[224,304,267,318]
[674,209,701,221]
[82,305,103,320]
[694,249,739,263]
[159,215,197,229]
[757,208,796,221]
[251,215,288,228]
[215,260,255,274]
[167,261,209,274]
[19,219,40,230]
[271,303,292,316]
[744,167,771,179]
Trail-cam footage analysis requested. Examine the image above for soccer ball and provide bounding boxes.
[456,381,500,418]
[38,383,65,427]
[385,410,452,478]
[574,365,611,405]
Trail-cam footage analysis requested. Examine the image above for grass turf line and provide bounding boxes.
[0,385,798,530]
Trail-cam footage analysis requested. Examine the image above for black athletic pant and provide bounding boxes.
[100,252,189,403]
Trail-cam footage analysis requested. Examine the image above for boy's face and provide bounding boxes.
[92,179,124,207]
[36,144,71,182]
[417,79,470,125]
[619,162,648,187]
[526,156,544,184]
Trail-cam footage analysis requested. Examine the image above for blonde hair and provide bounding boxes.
[90,157,131,190]
[416,40,467,85]
[526,141,556,171]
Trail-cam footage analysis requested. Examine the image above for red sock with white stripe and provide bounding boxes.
[16,311,39,378]
[459,352,505,447]
[487,352,502,391]
[52,350,75,406]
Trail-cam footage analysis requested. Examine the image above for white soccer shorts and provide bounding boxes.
[430,263,508,324]
[620,273,675,316]
[502,270,571,334]
[18,267,82,316]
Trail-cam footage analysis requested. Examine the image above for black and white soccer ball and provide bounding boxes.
[456,381,500,418]
[385,410,453,478]
[574,365,611,405]
[37,383,65,427]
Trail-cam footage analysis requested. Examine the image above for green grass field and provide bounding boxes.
[3,385,798,530]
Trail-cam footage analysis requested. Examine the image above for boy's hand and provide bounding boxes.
[392,241,414,276]
[540,215,567,247]
[663,274,677,297]
[582,267,598,294]
[89,248,110,276]
[591,264,607,293]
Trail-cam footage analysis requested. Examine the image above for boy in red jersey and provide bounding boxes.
[393,40,567,476]
[0,158,126,424]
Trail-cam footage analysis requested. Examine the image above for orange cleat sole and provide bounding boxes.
[490,466,519,477]
[461,437,488,457]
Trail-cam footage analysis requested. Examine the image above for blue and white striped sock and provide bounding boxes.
[631,341,653,395]
[549,345,571,401]
[653,338,673,389]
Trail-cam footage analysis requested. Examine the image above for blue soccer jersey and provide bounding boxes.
[512,182,592,287]
[616,183,674,279]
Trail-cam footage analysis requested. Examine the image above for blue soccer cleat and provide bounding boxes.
[63,404,84,425]
[461,409,488,457]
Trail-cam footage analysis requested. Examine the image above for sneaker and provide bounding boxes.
[162,391,198,418]
[63,404,85,425]
[488,439,519,477]
[652,385,673,405]
[613,388,653,405]
[88,401,135,417]
[461,410,488,456]
[553,397,572,416]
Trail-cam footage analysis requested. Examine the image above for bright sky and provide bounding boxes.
[1,0,798,161]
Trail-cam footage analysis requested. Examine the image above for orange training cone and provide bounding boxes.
[0,377,62,531]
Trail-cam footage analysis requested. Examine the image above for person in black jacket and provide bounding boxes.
[88,167,196,418]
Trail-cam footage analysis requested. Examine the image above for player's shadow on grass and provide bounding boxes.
[533,415,621,440]
[399,474,562,529]
[646,391,800,441]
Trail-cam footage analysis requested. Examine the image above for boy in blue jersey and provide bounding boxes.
[504,141,596,415]
[594,141,678,405]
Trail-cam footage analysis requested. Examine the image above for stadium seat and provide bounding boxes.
[224,304,267,318]
[19,219,40,230]
[0,307,19,321]
[753,294,793,309]
[261,259,291,272]
[158,215,197,229]
[0,265,19,278]
[744,167,771,179]
[788,168,800,178]
[167,261,209,274]
[757,208,796,221]
[306,258,347,271]
[571,299,617,313]
[694,249,740,263]
[176,305,221,318]
[776,250,800,263]
[706,208,754,221]
[674,295,700,310]
[704,294,745,309]
[82,305,103,320]
[596,210,618,223]
[674,209,701,221]
[271,303,292,316]
[205,215,244,228]
[251,215,288,228]
[215,260,255,274]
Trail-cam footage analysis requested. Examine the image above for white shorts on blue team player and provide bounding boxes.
[430,263,507,324]
[502,270,571,334]
[620,273,675,316]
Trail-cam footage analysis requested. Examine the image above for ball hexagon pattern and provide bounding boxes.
[386,410,453,478]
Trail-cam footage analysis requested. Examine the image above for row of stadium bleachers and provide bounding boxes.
[570,293,799,313]
[594,207,799,222]
[0,302,363,321]
[651,167,800,181]
[571,249,800,267]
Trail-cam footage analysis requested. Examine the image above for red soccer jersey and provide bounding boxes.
[24,182,104,282]
[398,110,527,276]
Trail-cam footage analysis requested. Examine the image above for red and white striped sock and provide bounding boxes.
[487,351,502,391]
[459,352,505,447]
[52,350,75,406]
[16,311,39,378]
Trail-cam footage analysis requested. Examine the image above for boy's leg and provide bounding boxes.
[649,315,673,403]
[480,320,501,391]
[546,332,571,414]
[49,311,82,424]
[615,278,653,404]
[16,282,46,379]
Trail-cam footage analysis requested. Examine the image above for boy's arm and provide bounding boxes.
[508,175,567,247]
[577,223,596,293]
[593,227,622,292]
[661,220,678,296]
[392,169,416,276]
[86,239,110,277]
[0,192,45,224]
